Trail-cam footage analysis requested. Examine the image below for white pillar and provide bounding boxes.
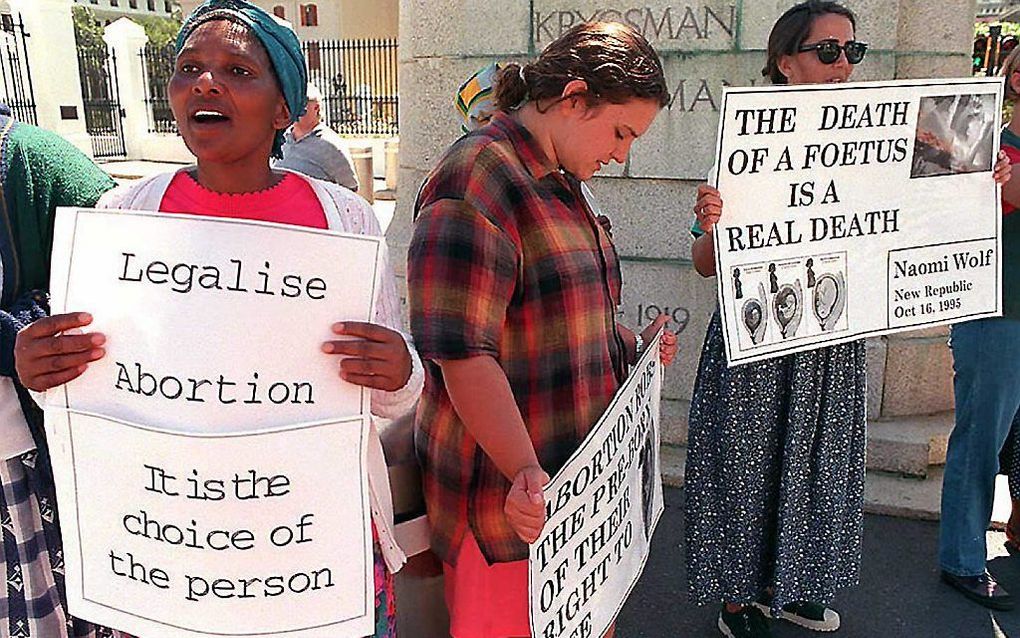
[104,18,148,161]
[9,0,91,154]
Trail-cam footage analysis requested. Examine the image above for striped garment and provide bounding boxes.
[0,452,125,638]
[0,113,121,638]
[408,111,627,564]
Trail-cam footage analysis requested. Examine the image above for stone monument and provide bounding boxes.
[392,0,978,494]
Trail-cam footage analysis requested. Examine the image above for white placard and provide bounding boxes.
[713,78,1003,365]
[46,410,373,638]
[47,208,383,430]
[529,333,663,638]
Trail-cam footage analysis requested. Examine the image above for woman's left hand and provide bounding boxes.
[641,314,679,367]
[994,149,1013,185]
[322,322,412,391]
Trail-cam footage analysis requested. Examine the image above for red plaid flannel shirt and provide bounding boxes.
[408,112,627,564]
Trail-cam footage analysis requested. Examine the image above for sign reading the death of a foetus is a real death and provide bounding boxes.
[47,208,383,429]
[529,333,663,638]
[46,410,374,638]
[713,78,1003,366]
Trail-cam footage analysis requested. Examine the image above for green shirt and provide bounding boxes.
[0,116,115,297]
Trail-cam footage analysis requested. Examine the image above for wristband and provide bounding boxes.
[634,333,645,358]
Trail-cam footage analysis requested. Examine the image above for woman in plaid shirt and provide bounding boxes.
[409,21,677,638]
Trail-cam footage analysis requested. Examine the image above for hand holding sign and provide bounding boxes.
[694,184,723,234]
[640,314,679,366]
[995,149,1013,184]
[15,312,106,391]
[505,464,549,543]
[321,321,412,391]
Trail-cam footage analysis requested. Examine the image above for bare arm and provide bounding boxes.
[692,232,716,277]
[438,355,538,480]
[439,355,547,543]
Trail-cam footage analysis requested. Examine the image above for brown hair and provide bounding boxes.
[762,1,858,84]
[494,21,668,112]
[1002,46,1020,102]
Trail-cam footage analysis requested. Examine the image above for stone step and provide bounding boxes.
[866,412,954,478]
[661,444,686,489]
[863,469,1013,526]
[863,468,943,521]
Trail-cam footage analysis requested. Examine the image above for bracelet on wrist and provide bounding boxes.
[633,333,645,358]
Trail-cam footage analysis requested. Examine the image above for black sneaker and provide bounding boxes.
[941,570,1015,611]
[718,605,773,638]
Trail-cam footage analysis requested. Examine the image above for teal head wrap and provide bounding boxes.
[176,0,307,159]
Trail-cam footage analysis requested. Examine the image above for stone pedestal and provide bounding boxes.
[104,18,149,161]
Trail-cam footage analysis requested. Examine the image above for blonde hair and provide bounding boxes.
[1001,47,1020,102]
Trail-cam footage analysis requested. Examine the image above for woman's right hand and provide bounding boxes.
[15,312,106,392]
[504,464,549,543]
[694,184,723,234]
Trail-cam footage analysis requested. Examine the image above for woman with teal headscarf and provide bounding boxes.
[15,2,421,636]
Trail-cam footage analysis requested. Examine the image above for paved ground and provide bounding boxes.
[617,488,1020,638]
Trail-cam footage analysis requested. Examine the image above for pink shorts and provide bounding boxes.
[443,532,531,638]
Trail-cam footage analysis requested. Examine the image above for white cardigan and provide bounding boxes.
[97,169,422,573]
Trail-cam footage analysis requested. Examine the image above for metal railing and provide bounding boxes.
[139,38,400,137]
[140,42,176,134]
[0,14,37,125]
[303,38,399,136]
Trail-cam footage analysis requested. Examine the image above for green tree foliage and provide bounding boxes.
[976,21,1020,37]
[71,6,105,48]
[135,11,183,48]
[72,5,182,49]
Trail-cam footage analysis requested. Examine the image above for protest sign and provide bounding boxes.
[47,208,383,430]
[529,333,663,638]
[44,209,385,636]
[712,78,1003,365]
[45,410,374,638]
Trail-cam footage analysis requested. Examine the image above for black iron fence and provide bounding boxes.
[0,14,36,125]
[139,38,399,137]
[77,41,126,158]
[304,38,398,136]
[140,42,176,133]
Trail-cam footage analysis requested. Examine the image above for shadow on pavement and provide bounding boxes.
[617,488,1020,638]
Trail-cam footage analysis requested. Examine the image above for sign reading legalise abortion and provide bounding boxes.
[44,208,384,637]
[47,208,383,429]
[713,78,1004,365]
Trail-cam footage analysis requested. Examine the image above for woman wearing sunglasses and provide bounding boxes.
[683,3,1010,638]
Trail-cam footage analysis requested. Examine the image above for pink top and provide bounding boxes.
[159,171,327,228]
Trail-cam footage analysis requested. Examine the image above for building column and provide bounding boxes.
[104,17,149,161]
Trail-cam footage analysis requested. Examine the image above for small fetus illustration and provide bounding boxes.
[741,282,768,345]
[813,272,846,331]
[772,279,803,339]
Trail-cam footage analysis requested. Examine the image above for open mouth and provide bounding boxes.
[191,110,230,124]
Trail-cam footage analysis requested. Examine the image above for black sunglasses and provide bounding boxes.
[797,39,868,65]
